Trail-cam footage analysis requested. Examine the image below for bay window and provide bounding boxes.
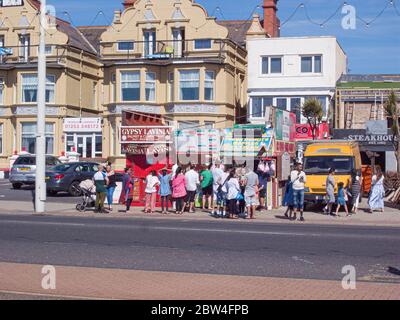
[145,72,156,101]
[204,71,215,101]
[21,73,55,103]
[121,71,140,101]
[179,70,199,101]
[21,122,54,154]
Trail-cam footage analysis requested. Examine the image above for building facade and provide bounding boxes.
[246,35,347,125]
[79,0,249,170]
[0,0,101,170]
[335,74,400,171]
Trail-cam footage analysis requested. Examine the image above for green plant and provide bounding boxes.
[302,98,324,140]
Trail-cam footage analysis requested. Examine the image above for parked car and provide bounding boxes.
[9,155,62,189]
[46,162,100,196]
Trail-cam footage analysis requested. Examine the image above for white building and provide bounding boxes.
[246,35,347,124]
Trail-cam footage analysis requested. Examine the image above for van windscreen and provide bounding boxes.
[304,156,354,174]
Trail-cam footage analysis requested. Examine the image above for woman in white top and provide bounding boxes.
[226,170,241,219]
[145,170,160,214]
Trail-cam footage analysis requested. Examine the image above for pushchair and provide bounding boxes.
[76,179,96,212]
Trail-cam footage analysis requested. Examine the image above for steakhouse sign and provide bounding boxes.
[120,126,173,144]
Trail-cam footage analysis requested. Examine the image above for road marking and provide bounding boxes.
[0,219,399,240]
[292,256,314,265]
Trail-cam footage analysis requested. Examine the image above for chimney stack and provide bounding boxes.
[123,0,137,10]
[263,0,280,37]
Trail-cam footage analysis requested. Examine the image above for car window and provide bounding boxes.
[14,157,35,165]
[75,166,82,173]
[81,165,91,173]
[54,164,73,172]
[46,157,61,166]
[91,164,99,172]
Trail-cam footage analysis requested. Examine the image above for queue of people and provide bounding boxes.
[93,161,386,218]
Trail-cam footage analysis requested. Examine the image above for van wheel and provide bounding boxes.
[69,181,82,197]
[12,183,22,190]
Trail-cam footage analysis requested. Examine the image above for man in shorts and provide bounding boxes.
[185,164,200,213]
[200,163,213,210]
[244,167,259,219]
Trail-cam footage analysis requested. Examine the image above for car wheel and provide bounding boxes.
[68,181,82,197]
[12,183,22,190]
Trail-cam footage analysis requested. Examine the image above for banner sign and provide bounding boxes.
[222,127,273,158]
[295,123,330,140]
[63,118,102,133]
[174,129,220,155]
[332,129,396,152]
[275,110,292,142]
[120,126,173,144]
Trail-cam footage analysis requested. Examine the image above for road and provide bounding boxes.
[0,180,77,204]
[0,214,399,283]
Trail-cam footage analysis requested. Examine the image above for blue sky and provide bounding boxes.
[47,0,400,74]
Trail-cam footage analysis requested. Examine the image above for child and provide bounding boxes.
[335,182,349,217]
[283,178,294,220]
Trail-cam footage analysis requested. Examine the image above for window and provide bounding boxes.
[316,96,328,116]
[37,45,53,55]
[0,78,4,105]
[168,72,174,102]
[194,39,212,50]
[276,98,287,110]
[250,96,273,118]
[178,121,199,130]
[121,71,140,101]
[204,71,214,101]
[19,34,30,61]
[290,97,302,123]
[0,35,4,47]
[301,55,322,73]
[143,30,156,57]
[204,121,215,129]
[179,70,200,101]
[0,123,3,154]
[145,72,156,101]
[118,41,134,51]
[261,56,282,74]
[21,74,55,103]
[21,122,54,154]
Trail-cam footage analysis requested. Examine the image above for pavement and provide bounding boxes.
[0,214,400,299]
[1,179,399,227]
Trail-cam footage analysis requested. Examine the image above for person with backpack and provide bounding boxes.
[93,164,109,213]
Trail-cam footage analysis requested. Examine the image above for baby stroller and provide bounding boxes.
[76,179,96,212]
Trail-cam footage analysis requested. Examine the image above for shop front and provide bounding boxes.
[120,111,173,206]
[63,118,103,159]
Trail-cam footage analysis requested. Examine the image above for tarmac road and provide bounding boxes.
[0,214,399,284]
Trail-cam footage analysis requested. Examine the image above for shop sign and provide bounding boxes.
[295,123,329,140]
[174,129,220,155]
[222,127,273,158]
[274,140,296,156]
[332,129,395,151]
[120,126,173,144]
[275,110,292,142]
[165,104,219,114]
[63,118,102,133]
[121,144,169,155]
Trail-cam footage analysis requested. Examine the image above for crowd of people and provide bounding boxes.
[282,163,386,220]
[90,161,386,218]
[112,160,276,218]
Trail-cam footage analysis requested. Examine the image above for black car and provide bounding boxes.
[46,162,100,196]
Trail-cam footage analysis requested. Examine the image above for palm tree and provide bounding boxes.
[302,98,324,140]
[385,91,400,173]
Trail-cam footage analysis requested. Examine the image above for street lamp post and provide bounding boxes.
[35,0,47,213]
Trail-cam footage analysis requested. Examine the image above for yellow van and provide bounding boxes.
[303,141,362,204]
